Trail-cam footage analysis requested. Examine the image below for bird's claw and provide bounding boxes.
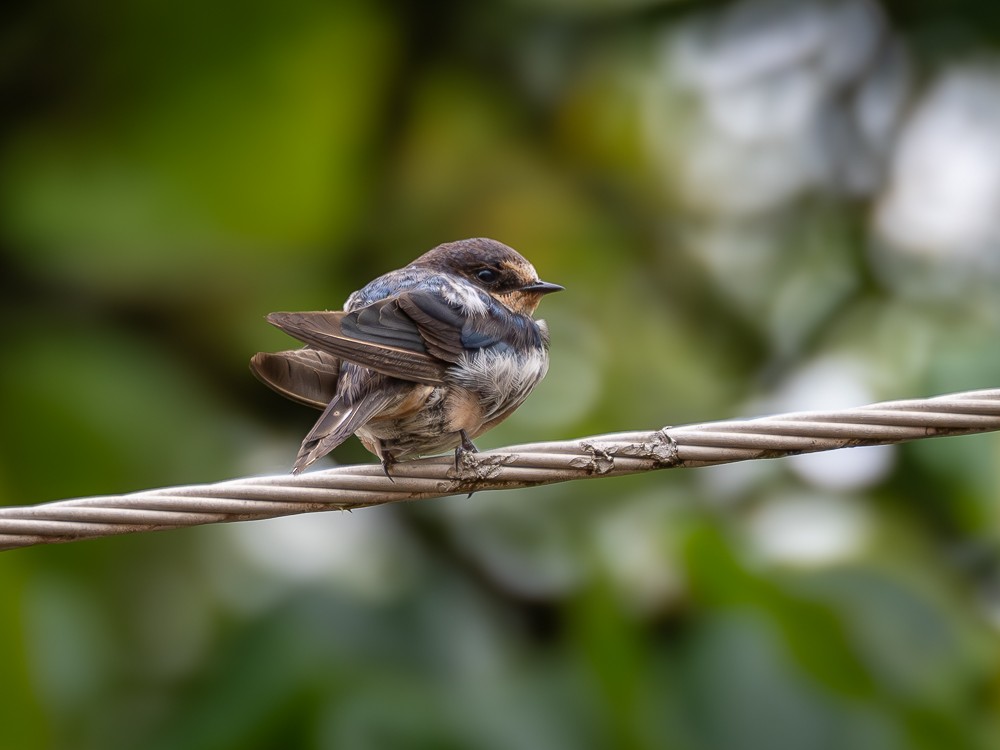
[454,429,479,470]
[455,430,481,496]
[377,442,396,482]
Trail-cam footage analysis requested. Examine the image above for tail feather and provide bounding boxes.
[250,349,341,410]
[292,392,395,474]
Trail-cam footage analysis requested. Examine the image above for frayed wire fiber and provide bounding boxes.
[3,388,1000,551]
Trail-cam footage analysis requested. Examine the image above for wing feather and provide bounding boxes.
[266,310,448,385]
[265,289,543,391]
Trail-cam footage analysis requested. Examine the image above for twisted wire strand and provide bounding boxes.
[2,387,999,551]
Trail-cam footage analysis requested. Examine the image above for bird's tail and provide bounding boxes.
[292,392,394,474]
[249,348,341,410]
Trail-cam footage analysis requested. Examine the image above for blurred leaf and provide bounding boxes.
[0,558,48,749]
[683,524,876,695]
[0,320,246,502]
[0,0,395,291]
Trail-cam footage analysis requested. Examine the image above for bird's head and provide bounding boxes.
[413,237,562,315]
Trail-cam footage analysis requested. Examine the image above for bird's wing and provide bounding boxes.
[347,289,537,357]
[249,348,341,410]
[266,289,486,384]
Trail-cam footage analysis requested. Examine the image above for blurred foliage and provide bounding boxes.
[3,0,1000,748]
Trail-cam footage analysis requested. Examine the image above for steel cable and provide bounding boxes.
[2,388,999,551]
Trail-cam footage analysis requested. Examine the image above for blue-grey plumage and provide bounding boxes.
[250,238,562,474]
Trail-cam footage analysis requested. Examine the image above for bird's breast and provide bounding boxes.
[448,345,549,413]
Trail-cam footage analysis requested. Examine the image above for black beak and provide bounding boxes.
[520,280,564,295]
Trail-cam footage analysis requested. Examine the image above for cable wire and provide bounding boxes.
[3,387,999,551]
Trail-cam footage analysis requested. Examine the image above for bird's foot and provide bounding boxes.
[454,429,479,470]
[376,442,396,482]
[455,430,481,496]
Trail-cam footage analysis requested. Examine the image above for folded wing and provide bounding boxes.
[264,288,485,385]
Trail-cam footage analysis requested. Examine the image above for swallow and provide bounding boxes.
[251,237,562,475]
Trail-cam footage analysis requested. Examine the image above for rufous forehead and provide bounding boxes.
[501,258,538,278]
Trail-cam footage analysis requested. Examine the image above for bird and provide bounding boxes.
[250,237,562,475]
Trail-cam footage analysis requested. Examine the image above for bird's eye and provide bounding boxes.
[475,268,499,283]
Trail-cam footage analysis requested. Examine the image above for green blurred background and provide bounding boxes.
[3,0,1000,747]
